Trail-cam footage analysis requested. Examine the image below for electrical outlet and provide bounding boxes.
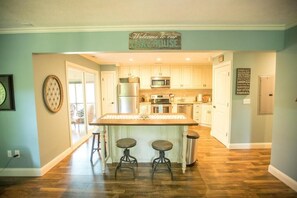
[14,150,20,158]
[7,150,12,158]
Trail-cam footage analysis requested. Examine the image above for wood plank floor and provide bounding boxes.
[1,126,296,197]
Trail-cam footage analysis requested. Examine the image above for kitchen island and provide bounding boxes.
[90,113,197,174]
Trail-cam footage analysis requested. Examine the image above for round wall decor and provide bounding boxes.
[43,75,63,113]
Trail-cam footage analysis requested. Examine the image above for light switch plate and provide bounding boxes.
[243,99,251,104]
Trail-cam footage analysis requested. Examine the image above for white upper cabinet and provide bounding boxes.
[151,65,170,77]
[192,65,212,89]
[118,66,139,78]
[202,66,212,88]
[170,65,193,89]
[139,66,151,89]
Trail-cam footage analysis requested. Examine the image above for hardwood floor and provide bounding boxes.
[1,126,296,197]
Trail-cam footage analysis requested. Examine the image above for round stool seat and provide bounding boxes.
[116,138,136,149]
[152,140,173,151]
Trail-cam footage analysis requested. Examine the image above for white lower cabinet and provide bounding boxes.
[193,103,212,127]
[171,104,177,113]
[193,104,201,123]
[139,102,151,114]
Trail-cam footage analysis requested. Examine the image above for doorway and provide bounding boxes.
[66,62,99,147]
[211,61,232,147]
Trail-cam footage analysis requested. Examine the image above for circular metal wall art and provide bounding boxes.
[43,75,63,113]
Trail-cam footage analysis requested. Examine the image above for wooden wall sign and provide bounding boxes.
[236,68,251,95]
[129,32,181,50]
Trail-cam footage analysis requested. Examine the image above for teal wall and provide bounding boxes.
[231,52,276,143]
[271,26,297,180]
[0,29,291,175]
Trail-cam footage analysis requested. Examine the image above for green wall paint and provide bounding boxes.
[231,52,276,143]
[272,26,297,180]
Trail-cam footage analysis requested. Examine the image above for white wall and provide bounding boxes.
[33,54,100,166]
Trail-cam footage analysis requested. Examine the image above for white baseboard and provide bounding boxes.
[269,165,297,192]
[0,135,91,177]
[0,148,72,177]
[40,147,72,176]
[228,142,271,149]
[0,168,41,177]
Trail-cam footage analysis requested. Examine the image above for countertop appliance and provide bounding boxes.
[151,76,170,88]
[150,94,171,113]
[177,103,193,119]
[118,82,139,113]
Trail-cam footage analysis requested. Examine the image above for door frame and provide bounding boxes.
[211,60,232,147]
[101,71,117,115]
[65,61,100,148]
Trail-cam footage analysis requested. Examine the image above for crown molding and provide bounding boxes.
[0,24,290,34]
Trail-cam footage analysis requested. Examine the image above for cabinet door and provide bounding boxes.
[139,66,151,89]
[201,104,212,126]
[118,66,130,78]
[129,66,139,77]
[151,65,161,76]
[170,65,181,88]
[192,66,203,88]
[140,103,151,114]
[171,104,177,113]
[160,65,171,76]
[181,65,193,88]
[202,66,212,88]
[193,104,201,123]
[151,65,170,76]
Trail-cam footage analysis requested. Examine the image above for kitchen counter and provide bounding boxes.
[90,113,198,174]
[172,101,212,105]
[91,113,197,126]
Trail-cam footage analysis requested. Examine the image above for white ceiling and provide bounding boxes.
[1,0,297,32]
[1,0,296,65]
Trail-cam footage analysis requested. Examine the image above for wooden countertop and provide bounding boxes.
[90,113,198,126]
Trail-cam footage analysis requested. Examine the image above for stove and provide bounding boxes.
[150,94,171,104]
[150,95,171,113]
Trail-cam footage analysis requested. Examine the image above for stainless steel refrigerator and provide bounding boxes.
[118,82,139,113]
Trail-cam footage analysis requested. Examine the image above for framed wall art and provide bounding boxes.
[42,75,63,113]
[0,74,16,111]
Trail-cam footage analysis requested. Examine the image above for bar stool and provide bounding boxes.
[151,140,173,180]
[115,138,138,178]
[90,130,101,162]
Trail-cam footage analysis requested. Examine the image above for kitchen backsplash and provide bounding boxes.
[140,89,212,102]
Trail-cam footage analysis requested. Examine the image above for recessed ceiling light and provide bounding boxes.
[185,58,191,61]
[129,58,134,62]
[156,58,162,62]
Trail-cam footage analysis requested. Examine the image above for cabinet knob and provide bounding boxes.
[213,106,216,108]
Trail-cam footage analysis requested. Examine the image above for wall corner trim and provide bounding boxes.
[268,165,297,192]
[228,142,272,149]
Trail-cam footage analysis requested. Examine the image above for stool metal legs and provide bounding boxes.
[115,148,138,178]
[152,151,173,180]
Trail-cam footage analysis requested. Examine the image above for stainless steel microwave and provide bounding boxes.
[151,76,170,88]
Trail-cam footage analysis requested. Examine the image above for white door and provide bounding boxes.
[101,71,117,114]
[211,61,231,146]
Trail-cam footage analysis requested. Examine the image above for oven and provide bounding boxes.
[150,94,171,113]
[151,104,171,113]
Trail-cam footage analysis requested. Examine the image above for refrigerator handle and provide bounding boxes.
[118,84,121,95]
